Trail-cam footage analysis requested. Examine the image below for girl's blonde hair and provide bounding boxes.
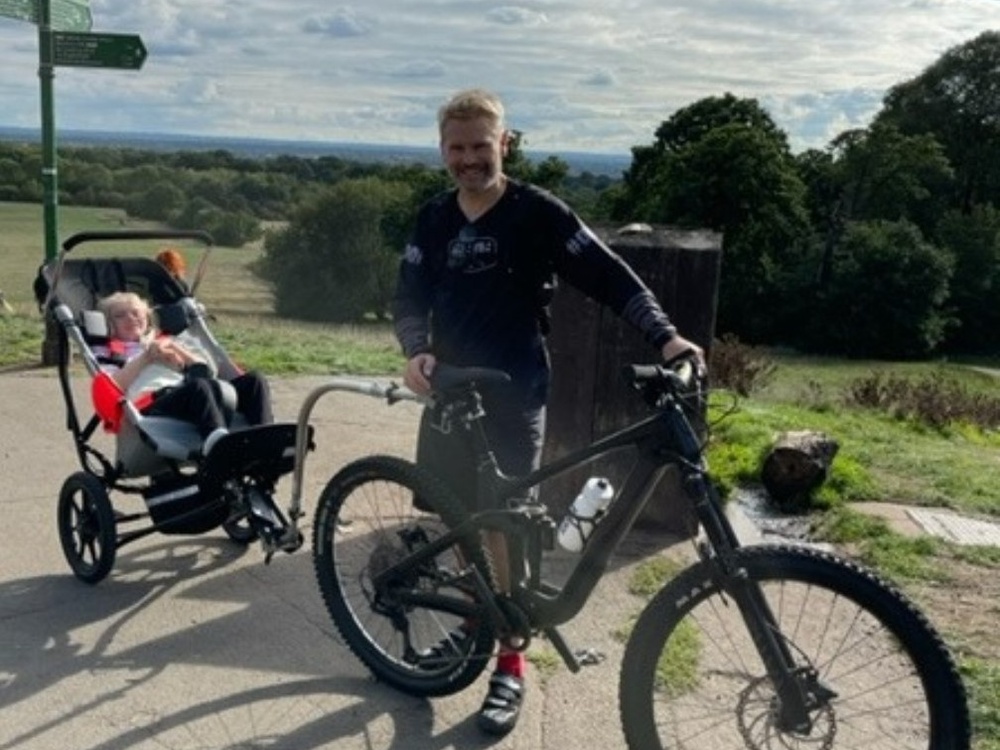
[437,88,505,138]
[98,291,152,340]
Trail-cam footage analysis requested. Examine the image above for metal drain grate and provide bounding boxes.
[906,508,1000,547]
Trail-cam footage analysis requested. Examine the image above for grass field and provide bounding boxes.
[3,201,999,746]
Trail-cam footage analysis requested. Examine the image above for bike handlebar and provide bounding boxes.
[623,350,704,395]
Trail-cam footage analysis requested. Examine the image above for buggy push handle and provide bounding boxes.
[44,229,216,308]
[61,229,214,253]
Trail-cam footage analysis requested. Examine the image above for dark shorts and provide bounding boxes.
[416,401,546,511]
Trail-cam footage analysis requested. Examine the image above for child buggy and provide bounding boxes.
[36,229,310,584]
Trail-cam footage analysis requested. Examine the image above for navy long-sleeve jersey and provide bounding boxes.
[393,179,676,409]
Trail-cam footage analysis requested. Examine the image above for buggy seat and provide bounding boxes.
[39,253,253,479]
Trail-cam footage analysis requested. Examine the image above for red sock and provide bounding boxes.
[496,650,526,678]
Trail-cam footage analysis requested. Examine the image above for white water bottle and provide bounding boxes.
[557,477,614,552]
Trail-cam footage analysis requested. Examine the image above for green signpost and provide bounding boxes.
[0,0,91,32]
[1,0,145,363]
[52,31,147,69]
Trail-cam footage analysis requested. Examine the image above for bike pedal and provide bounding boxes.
[279,529,304,553]
[573,648,606,666]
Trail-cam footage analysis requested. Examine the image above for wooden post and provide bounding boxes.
[542,225,722,534]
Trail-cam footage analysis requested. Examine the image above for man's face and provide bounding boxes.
[440,115,508,194]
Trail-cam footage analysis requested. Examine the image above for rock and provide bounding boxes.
[761,430,839,512]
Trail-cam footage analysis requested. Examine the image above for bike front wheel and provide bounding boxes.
[313,455,496,697]
[620,545,970,749]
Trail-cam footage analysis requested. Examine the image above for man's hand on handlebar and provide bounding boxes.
[404,353,437,396]
[661,335,706,374]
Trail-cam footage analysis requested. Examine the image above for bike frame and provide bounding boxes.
[464,396,706,628]
[291,374,814,726]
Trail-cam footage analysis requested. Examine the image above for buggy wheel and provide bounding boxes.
[222,514,258,545]
[313,455,496,698]
[58,472,117,584]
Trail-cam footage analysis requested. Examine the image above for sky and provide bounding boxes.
[0,0,996,156]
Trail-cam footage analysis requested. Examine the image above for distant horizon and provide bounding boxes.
[0,124,633,177]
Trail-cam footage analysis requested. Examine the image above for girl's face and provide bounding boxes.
[109,303,148,341]
[440,115,509,195]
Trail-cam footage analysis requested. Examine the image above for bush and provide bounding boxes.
[258,178,412,322]
[845,371,1000,430]
[709,333,776,396]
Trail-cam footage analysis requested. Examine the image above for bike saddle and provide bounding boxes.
[429,363,511,393]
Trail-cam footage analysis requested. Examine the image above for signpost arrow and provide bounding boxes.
[0,0,92,32]
[52,31,146,69]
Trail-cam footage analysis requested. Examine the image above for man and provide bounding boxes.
[393,88,704,736]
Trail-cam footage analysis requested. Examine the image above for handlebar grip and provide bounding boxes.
[622,363,665,386]
[622,352,703,393]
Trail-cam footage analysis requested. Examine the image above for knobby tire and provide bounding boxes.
[620,545,970,750]
[313,455,496,697]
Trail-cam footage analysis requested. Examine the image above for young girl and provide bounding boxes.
[97,292,272,455]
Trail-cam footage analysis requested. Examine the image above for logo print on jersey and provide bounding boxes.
[447,226,498,273]
[566,227,597,256]
[403,243,423,265]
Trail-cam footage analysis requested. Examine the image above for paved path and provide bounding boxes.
[0,369,683,750]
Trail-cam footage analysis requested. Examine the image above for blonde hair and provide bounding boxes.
[99,291,152,340]
[437,88,506,138]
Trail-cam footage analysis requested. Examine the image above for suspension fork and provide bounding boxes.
[688,473,816,732]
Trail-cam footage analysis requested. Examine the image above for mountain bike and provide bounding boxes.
[307,356,970,748]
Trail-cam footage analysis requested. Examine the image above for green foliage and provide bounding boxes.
[259,178,412,322]
[818,506,944,581]
[653,619,702,698]
[816,220,953,358]
[628,557,685,598]
[615,94,812,342]
[524,647,562,682]
[963,658,1000,750]
[816,505,891,543]
[936,205,1000,354]
[815,454,876,504]
[620,557,703,698]
[503,130,571,192]
[877,30,1000,212]
[704,399,782,497]
[0,313,45,368]
[828,122,954,235]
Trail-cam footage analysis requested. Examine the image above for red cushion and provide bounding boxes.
[91,372,155,433]
[91,371,125,432]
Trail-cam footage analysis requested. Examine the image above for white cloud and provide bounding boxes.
[486,7,549,26]
[581,69,618,87]
[0,0,995,153]
[303,8,375,38]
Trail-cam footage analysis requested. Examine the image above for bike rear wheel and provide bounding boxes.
[620,545,970,749]
[313,455,496,697]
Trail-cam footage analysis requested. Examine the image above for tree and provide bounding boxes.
[503,130,569,192]
[827,123,953,234]
[936,205,1000,354]
[614,94,812,342]
[802,122,954,288]
[127,182,185,223]
[818,220,953,358]
[259,178,412,322]
[876,30,1000,212]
